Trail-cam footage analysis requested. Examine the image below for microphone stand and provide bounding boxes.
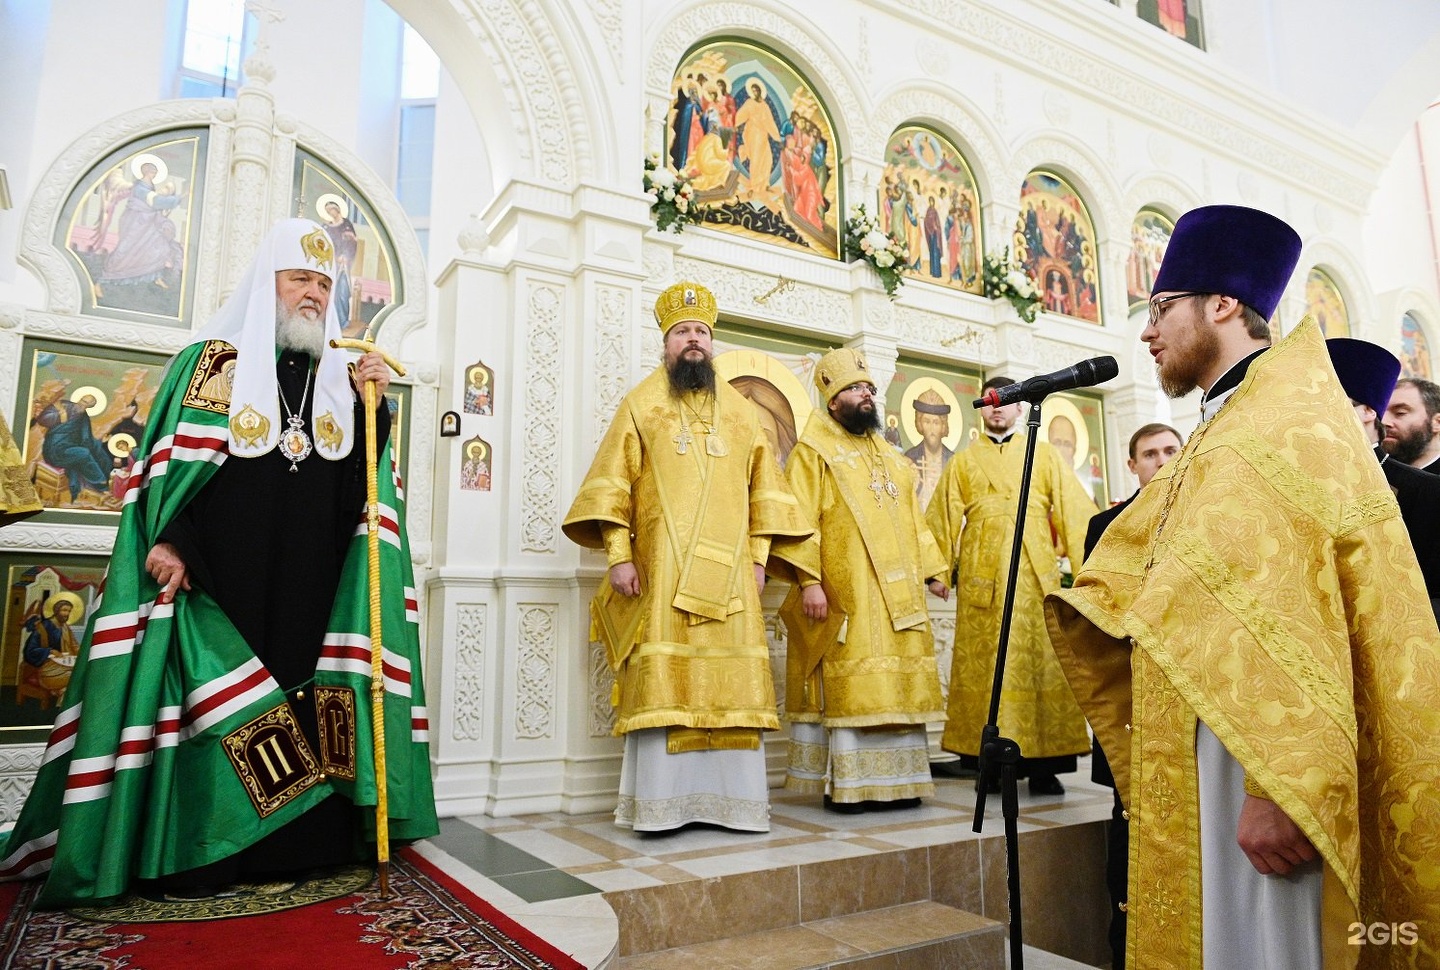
[971,398,1046,970]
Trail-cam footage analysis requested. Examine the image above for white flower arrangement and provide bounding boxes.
[983,248,1042,323]
[844,204,907,299]
[643,155,701,233]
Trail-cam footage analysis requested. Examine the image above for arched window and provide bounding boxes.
[174,0,254,99]
[396,24,440,258]
[1138,0,1205,48]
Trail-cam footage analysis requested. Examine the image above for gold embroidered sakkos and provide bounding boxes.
[781,407,946,727]
[563,369,819,741]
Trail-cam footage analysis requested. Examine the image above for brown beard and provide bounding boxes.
[1157,310,1221,399]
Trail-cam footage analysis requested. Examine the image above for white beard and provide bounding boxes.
[275,298,326,357]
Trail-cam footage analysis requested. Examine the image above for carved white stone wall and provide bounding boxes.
[588,637,617,738]
[406,0,600,185]
[593,285,632,445]
[515,603,558,739]
[588,0,626,79]
[0,747,44,825]
[889,0,1372,209]
[452,604,488,742]
[519,281,564,554]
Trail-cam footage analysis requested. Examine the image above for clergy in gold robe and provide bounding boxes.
[563,281,818,833]
[0,412,42,526]
[1046,205,1440,969]
[925,374,1096,795]
[780,349,948,812]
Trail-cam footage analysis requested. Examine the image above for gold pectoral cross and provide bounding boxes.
[674,427,693,454]
[870,470,887,507]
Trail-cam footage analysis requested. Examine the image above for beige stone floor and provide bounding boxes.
[414,770,1116,969]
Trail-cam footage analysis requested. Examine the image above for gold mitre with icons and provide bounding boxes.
[813,347,873,403]
[654,281,717,334]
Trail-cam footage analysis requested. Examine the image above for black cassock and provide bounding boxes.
[1378,445,1440,617]
[161,349,390,884]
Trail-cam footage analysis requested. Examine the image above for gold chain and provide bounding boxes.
[676,393,727,457]
[860,434,900,506]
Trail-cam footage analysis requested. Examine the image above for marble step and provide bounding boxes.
[613,899,1004,969]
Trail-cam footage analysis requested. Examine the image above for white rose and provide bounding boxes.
[650,166,677,189]
[875,252,895,269]
[662,187,675,201]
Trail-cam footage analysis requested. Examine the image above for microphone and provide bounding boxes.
[973,356,1119,408]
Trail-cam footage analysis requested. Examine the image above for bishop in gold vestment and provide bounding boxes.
[781,350,947,810]
[563,282,818,833]
[925,377,1096,792]
[1048,205,1440,969]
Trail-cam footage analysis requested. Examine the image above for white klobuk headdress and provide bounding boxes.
[193,218,355,460]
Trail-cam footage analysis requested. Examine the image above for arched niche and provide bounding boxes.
[880,124,984,295]
[1304,266,1350,338]
[664,38,843,259]
[47,130,408,343]
[1125,206,1175,311]
[1400,310,1434,380]
[21,94,427,351]
[1014,170,1103,325]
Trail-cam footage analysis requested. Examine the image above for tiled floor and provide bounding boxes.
[413,767,1115,969]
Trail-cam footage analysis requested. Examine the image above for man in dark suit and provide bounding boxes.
[1082,420,1183,970]
[1084,423,1183,561]
[1328,338,1440,617]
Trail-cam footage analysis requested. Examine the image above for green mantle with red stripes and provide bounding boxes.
[0,340,438,906]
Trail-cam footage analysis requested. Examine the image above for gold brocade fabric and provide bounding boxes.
[925,432,1095,758]
[1045,319,1440,970]
[0,413,42,527]
[781,410,947,727]
[562,369,819,735]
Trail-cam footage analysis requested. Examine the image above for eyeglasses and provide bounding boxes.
[1147,292,1202,327]
[844,383,878,397]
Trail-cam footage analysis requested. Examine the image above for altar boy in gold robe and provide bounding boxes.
[780,349,948,812]
[1046,204,1440,969]
[563,281,818,833]
[925,375,1097,795]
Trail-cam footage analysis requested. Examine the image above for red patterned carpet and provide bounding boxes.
[0,847,583,969]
